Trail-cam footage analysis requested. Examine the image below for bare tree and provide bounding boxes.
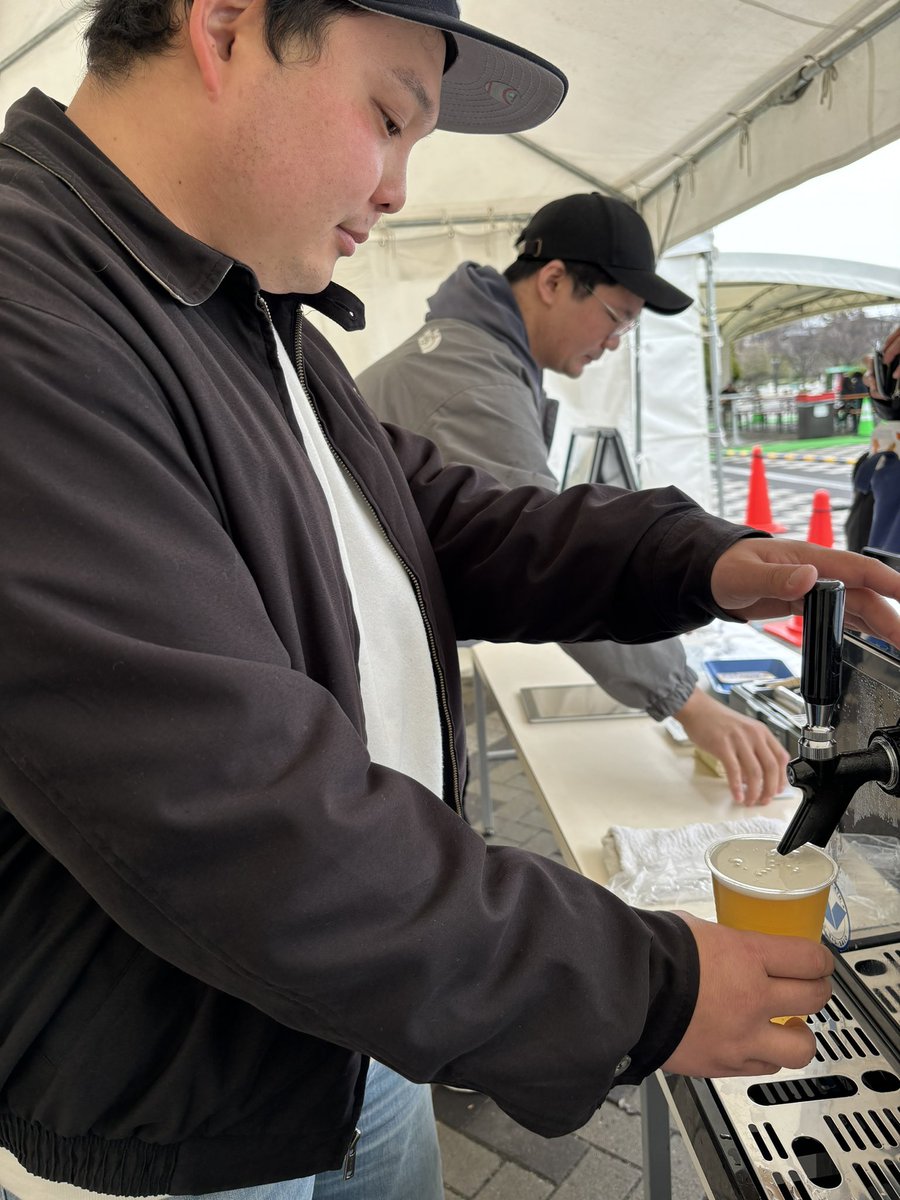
[781,324,821,388]
[736,343,776,387]
[816,309,899,366]
[735,307,900,390]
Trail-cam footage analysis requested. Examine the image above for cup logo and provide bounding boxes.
[822,882,851,949]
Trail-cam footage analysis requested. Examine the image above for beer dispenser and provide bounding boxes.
[659,581,900,1200]
[778,579,900,855]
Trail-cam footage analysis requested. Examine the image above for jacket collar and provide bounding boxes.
[1,89,365,331]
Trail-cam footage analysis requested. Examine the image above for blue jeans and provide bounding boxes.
[0,1062,442,1200]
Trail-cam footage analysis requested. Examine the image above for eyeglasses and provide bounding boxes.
[583,287,639,338]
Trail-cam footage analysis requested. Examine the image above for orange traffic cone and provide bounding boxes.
[763,490,834,646]
[806,488,834,549]
[744,445,786,534]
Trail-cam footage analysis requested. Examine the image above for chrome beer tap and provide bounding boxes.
[777,579,900,855]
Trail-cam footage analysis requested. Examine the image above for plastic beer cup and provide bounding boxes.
[704,834,838,1023]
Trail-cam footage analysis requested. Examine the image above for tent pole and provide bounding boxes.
[0,5,85,75]
[632,324,642,487]
[705,250,725,517]
[376,212,531,232]
[507,136,633,205]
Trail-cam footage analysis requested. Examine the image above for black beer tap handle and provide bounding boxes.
[779,581,900,855]
[800,579,845,731]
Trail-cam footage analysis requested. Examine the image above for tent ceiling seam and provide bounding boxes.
[736,0,843,32]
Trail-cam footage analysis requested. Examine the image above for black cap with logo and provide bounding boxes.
[347,1,567,134]
[515,192,693,314]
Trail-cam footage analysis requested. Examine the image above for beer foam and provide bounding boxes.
[706,836,837,898]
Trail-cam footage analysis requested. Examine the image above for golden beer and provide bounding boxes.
[706,835,837,936]
[704,835,838,1022]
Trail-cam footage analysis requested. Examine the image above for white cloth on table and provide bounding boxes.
[601,816,788,906]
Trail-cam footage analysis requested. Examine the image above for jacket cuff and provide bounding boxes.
[645,666,698,722]
[617,911,699,1084]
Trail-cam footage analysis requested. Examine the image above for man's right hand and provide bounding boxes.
[662,912,834,1078]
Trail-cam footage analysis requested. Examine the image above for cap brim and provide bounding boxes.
[606,264,694,315]
[348,3,568,134]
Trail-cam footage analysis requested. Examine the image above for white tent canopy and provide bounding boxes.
[3,2,900,248]
[382,0,900,251]
[3,1,900,512]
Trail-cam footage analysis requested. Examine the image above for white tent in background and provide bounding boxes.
[705,253,900,343]
[3,1,900,509]
[702,253,900,505]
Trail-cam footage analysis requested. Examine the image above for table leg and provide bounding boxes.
[641,1072,672,1200]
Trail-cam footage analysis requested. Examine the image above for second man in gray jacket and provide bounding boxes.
[358,193,789,805]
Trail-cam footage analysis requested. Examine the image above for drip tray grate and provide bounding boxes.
[843,945,900,1032]
[711,952,900,1200]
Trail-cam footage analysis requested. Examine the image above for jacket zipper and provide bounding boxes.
[257,297,462,817]
[341,1126,361,1180]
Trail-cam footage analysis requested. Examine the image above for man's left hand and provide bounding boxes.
[674,688,790,806]
[711,538,900,644]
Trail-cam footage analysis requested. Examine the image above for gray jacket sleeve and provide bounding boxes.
[558,639,698,721]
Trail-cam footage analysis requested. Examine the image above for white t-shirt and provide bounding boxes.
[275,331,443,794]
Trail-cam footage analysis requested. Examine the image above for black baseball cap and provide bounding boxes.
[347,1,567,134]
[515,192,693,314]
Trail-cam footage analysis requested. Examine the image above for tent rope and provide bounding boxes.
[820,62,840,108]
[730,115,753,174]
[675,156,698,197]
[804,54,839,108]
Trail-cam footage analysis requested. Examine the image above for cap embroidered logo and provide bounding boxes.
[485,82,520,106]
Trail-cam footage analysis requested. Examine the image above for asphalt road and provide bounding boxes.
[716,454,856,548]
[721,457,854,504]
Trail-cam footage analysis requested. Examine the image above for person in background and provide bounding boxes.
[3,4,900,1199]
[846,326,900,556]
[358,193,791,805]
[836,368,866,434]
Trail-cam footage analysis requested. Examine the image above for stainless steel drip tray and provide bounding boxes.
[708,951,900,1200]
[841,945,900,1035]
